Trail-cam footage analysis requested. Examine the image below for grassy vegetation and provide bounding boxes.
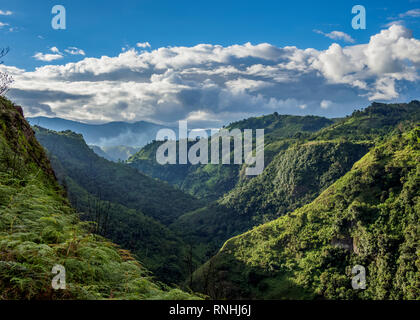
[0,97,200,299]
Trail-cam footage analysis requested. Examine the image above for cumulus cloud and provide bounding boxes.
[33,47,64,61]
[33,52,63,62]
[4,25,420,127]
[136,42,151,49]
[0,21,9,28]
[0,10,12,16]
[50,47,61,54]
[33,46,86,61]
[314,30,355,43]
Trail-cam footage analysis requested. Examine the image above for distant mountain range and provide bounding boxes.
[27,116,172,148]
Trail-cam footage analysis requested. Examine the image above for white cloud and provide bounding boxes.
[399,8,420,18]
[136,42,151,49]
[312,25,420,99]
[50,47,61,54]
[225,78,273,93]
[364,25,420,73]
[33,47,66,61]
[33,52,63,62]
[0,21,9,28]
[0,10,12,16]
[64,47,86,56]
[4,25,419,126]
[320,100,332,109]
[33,46,86,62]
[369,78,398,100]
[314,30,355,43]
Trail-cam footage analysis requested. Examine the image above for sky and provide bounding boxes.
[0,0,419,127]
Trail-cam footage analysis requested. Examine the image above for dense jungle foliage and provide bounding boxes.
[191,126,419,300]
[0,97,199,299]
[33,126,206,284]
[128,115,334,201]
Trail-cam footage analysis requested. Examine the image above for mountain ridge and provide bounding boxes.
[27,116,173,148]
[0,97,199,299]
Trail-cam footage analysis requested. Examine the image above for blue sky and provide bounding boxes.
[2,0,419,69]
[0,0,419,126]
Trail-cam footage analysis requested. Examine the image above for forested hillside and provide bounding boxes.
[191,127,419,300]
[33,127,205,284]
[129,102,419,204]
[221,141,371,223]
[0,97,198,299]
[173,141,371,249]
[128,115,334,201]
[34,127,203,225]
[166,101,419,287]
[171,101,420,257]
[312,101,420,141]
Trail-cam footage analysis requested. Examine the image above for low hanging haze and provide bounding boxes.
[0,0,419,128]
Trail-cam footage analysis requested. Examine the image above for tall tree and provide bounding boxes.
[0,47,13,96]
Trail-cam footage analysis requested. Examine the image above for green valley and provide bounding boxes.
[0,97,199,299]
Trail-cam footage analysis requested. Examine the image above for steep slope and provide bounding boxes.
[89,145,110,160]
[224,100,420,224]
[191,127,420,300]
[128,115,333,201]
[172,141,370,255]
[172,101,420,259]
[33,127,205,284]
[128,139,243,202]
[221,141,371,223]
[47,155,194,284]
[33,127,203,225]
[0,97,198,300]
